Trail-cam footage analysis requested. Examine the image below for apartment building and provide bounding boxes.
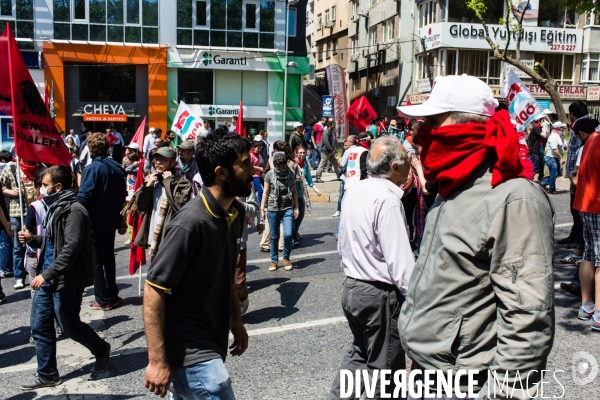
[313,0,349,85]
[410,0,586,114]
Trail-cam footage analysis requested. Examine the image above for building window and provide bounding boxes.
[52,0,159,43]
[382,63,396,87]
[333,38,338,54]
[0,0,15,18]
[440,49,457,76]
[324,9,329,24]
[383,18,395,42]
[326,41,331,58]
[368,26,376,46]
[317,44,323,61]
[195,0,208,27]
[538,3,578,27]
[79,65,136,103]
[331,5,336,21]
[534,53,574,83]
[352,0,359,16]
[287,8,296,37]
[447,0,503,24]
[581,54,600,82]
[456,50,500,85]
[351,36,357,54]
[418,0,435,28]
[439,0,446,22]
[585,11,600,26]
[178,69,214,105]
[177,0,275,48]
[352,73,360,92]
[317,13,321,30]
[0,0,35,48]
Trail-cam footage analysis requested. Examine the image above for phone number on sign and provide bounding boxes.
[549,44,576,51]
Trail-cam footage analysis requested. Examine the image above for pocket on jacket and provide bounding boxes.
[499,255,553,311]
[440,314,463,366]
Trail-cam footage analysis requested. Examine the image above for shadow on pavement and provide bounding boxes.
[243,305,300,324]
[277,281,309,308]
[247,277,290,294]
[0,346,36,368]
[0,326,32,349]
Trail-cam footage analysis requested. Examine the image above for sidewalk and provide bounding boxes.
[307,172,572,203]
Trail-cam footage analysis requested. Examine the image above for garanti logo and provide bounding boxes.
[203,52,213,66]
[208,106,216,116]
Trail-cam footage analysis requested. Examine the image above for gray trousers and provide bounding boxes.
[328,277,405,400]
[316,150,340,180]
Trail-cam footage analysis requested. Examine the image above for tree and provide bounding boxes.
[563,0,599,14]
[466,0,568,123]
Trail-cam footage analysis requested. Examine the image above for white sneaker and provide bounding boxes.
[14,279,25,290]
[332,211,341,217]
[124,239,131,245]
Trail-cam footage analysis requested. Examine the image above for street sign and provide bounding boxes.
[322,95,333,117]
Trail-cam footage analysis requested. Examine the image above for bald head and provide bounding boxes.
[367,136,410,186]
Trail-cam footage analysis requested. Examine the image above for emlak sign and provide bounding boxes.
[420,22,582,53]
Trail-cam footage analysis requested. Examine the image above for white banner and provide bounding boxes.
[171,101,204,142]
[501,70,545,132]
[326,64,349,142]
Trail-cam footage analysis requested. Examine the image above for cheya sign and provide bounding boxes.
[202,52,248,66]
[83,104,127,115]
[420,22,582,53]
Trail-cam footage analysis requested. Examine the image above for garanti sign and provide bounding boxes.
[419,23,582,53]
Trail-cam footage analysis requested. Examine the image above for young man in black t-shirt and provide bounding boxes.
[143,132,255,399]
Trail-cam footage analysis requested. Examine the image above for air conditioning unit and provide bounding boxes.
[350,52,360,62]
[372,88,380,98]
[351,14,360,22]
[387,96,397,107]
[324,20,334,28]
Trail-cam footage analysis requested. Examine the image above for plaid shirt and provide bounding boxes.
[566,131,582,177]
[0,162,26,218]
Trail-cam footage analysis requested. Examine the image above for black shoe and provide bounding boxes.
[21,375,62,391]
[260,247,270,252]
[0,271,13,278]
[557,236,574,245]
[93,343,111,374]
[314,179,325,183]
[0,289,6,304]
[560,282,582,298]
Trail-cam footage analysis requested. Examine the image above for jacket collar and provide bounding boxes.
[371,176,404,199]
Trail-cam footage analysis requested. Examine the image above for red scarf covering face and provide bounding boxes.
[296,156,305,168]
[418,110,534,198]
[356,139,371,150]
[19,162,37,181]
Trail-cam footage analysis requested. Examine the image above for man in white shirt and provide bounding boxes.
[540,121,565,194]
[143,127,157,156]
[67,129,81,148]
[328,136,414,400]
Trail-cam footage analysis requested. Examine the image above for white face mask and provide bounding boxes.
[40,184,57,198]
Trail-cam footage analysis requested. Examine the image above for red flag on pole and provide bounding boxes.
[127,116,146,155]
[0,24,71,166]
[128,161,147,275]
[236,100,245,137]
[345,95,377,132]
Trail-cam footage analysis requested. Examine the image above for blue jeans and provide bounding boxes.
[315,144,322,167]
[10,217,26,280]
[292,198,306,240]
[530,153,540,175]
[541,156,559,192]
[31,287,107,380]
[307,147,318,170]
[267,209,294,261]
[337,181,344,212]
[253,177,263,206]
[0,228,13,275]
[170,358,235,400]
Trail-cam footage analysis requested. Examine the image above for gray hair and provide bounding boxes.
[450,111,490,124]
[367,136,408,178]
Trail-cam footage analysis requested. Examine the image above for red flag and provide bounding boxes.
[236,100,246,137]
[128,159,147,275]
[0,24,71,166]
[127,116,146,155]
[345,95,377,132]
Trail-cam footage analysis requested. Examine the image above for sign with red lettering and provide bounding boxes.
[525,85,586,100]
[501,70,545,132]
[0,24,71,166]
[83,114,128,122]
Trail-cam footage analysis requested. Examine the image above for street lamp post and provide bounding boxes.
[282,0,299,141]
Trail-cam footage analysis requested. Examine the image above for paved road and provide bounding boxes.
[0,190,599,399]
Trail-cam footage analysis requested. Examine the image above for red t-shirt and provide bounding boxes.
[574,132,600,214]
[313,123,323,144]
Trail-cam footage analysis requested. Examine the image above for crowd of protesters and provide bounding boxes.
[1,73,599,399]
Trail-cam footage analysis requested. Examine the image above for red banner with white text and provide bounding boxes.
[0,24,71,165]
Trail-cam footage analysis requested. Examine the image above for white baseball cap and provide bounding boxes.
[543,109,553,115]
[126,143,140,150]
[253,134,263,142]
[293,122,303,129]
[149,127,155,133]
[397,74,498,118]
[552,121,567,129]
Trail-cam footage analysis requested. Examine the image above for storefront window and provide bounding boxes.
[177,0,276,48]
[1,0,13,17]
[79,65,136,103]
[178,70,214,104]
[455,50,500,85]
[448,0,503,24]
[534,53,574,83]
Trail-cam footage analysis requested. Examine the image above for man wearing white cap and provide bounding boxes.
[289,122,307,153]
[143,127,157,157]
[397,74,555,399]
[539,121,566,194]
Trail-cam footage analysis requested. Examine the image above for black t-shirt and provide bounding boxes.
[146,186,245,368]
[527,126,542,154]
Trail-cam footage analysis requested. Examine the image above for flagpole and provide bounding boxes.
[139,263,142,296]
[15,156,25,236]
